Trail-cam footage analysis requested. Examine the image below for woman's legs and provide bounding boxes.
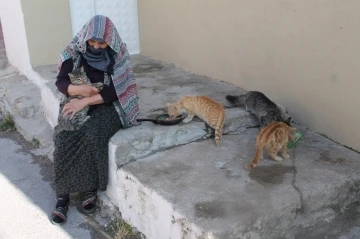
[51,104,122,223]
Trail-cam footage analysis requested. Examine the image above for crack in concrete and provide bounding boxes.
[284,145,306,238]
[291,145,305,216]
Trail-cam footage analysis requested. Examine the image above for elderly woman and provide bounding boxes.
[51,15,139,225]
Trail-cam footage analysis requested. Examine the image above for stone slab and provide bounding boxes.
[110,107,258,167]
[109,124,360,239]
[0,74,54,160]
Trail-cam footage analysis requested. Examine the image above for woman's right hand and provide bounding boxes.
[68,84,99,97]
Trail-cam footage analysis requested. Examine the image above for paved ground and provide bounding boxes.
[0,120,113,239]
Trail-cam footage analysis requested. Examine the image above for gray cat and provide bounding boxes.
[54,70,103,137]
[226,91,291,128]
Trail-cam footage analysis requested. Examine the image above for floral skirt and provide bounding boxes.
[53,104,122,195]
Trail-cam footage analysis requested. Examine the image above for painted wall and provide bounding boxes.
[138,0,360,151]
[20,0,73,67]
[0,0,32,74]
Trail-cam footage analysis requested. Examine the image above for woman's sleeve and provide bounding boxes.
[99,79,118,104]
[56,59,74,96]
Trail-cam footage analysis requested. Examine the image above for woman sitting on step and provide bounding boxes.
[51,15,140,225]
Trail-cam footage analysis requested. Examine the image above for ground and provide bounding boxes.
[0,113,114,239]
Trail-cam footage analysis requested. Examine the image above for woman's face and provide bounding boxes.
[88,39,108,49]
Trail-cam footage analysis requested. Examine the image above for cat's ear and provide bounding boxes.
[166,103,171,107]
[68,73,74,78]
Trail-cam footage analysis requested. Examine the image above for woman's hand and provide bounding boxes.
[62,98,89,120]
[68,84,99,97]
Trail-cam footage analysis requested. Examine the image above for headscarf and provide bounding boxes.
[58,15,140,128]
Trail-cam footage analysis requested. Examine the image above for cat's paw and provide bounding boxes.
[282,154,290,159]
[182,117,192,123]
[272,156,283,162]
[246,163,257,170]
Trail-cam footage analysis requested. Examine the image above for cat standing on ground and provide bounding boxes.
[167,96,225,147]
[54,70,104,136]
[247,122,297,169]
[226,91,291,128]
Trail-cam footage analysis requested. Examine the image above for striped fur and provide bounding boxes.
[54,70,103,137]
[247,122,297,169]
[167,96,225,147]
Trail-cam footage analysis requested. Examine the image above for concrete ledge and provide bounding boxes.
[34,65,61,128]
[110,107,258,167]
[0,74,54,160]
[107,125,360,239]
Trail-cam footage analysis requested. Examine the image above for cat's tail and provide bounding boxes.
[247,144,264,169]
[214,114,225,147]
[225,94,246,106]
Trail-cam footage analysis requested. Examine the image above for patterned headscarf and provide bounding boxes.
[58,15,140,128]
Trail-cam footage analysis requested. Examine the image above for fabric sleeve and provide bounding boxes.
[56,59,74,96]
[99,79,118,104]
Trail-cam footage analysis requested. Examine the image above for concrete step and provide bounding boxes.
[5,76,42,118]
[33,64,61,128]
[0,74,54,160]
[0,64,17,78]
[107,124,360,239]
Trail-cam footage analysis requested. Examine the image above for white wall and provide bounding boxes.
[0,0,30,74]
[0,0,45,87]
[69,0,140,54]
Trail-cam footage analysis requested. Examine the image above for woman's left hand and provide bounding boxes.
[62,98,88,120]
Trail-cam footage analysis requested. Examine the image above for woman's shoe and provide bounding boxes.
[50,200,70,225]
[82,190,97,214]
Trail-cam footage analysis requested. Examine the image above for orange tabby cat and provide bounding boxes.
[167,96,225,147]
[247,122,297,169]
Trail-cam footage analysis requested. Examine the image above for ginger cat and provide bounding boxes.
[167,96,225,147]
[247,122,297,169]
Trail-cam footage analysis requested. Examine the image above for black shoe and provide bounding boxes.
[82,190,97,214]
[50,200,70,225]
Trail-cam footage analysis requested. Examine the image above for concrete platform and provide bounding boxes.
[109,125,360,239]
